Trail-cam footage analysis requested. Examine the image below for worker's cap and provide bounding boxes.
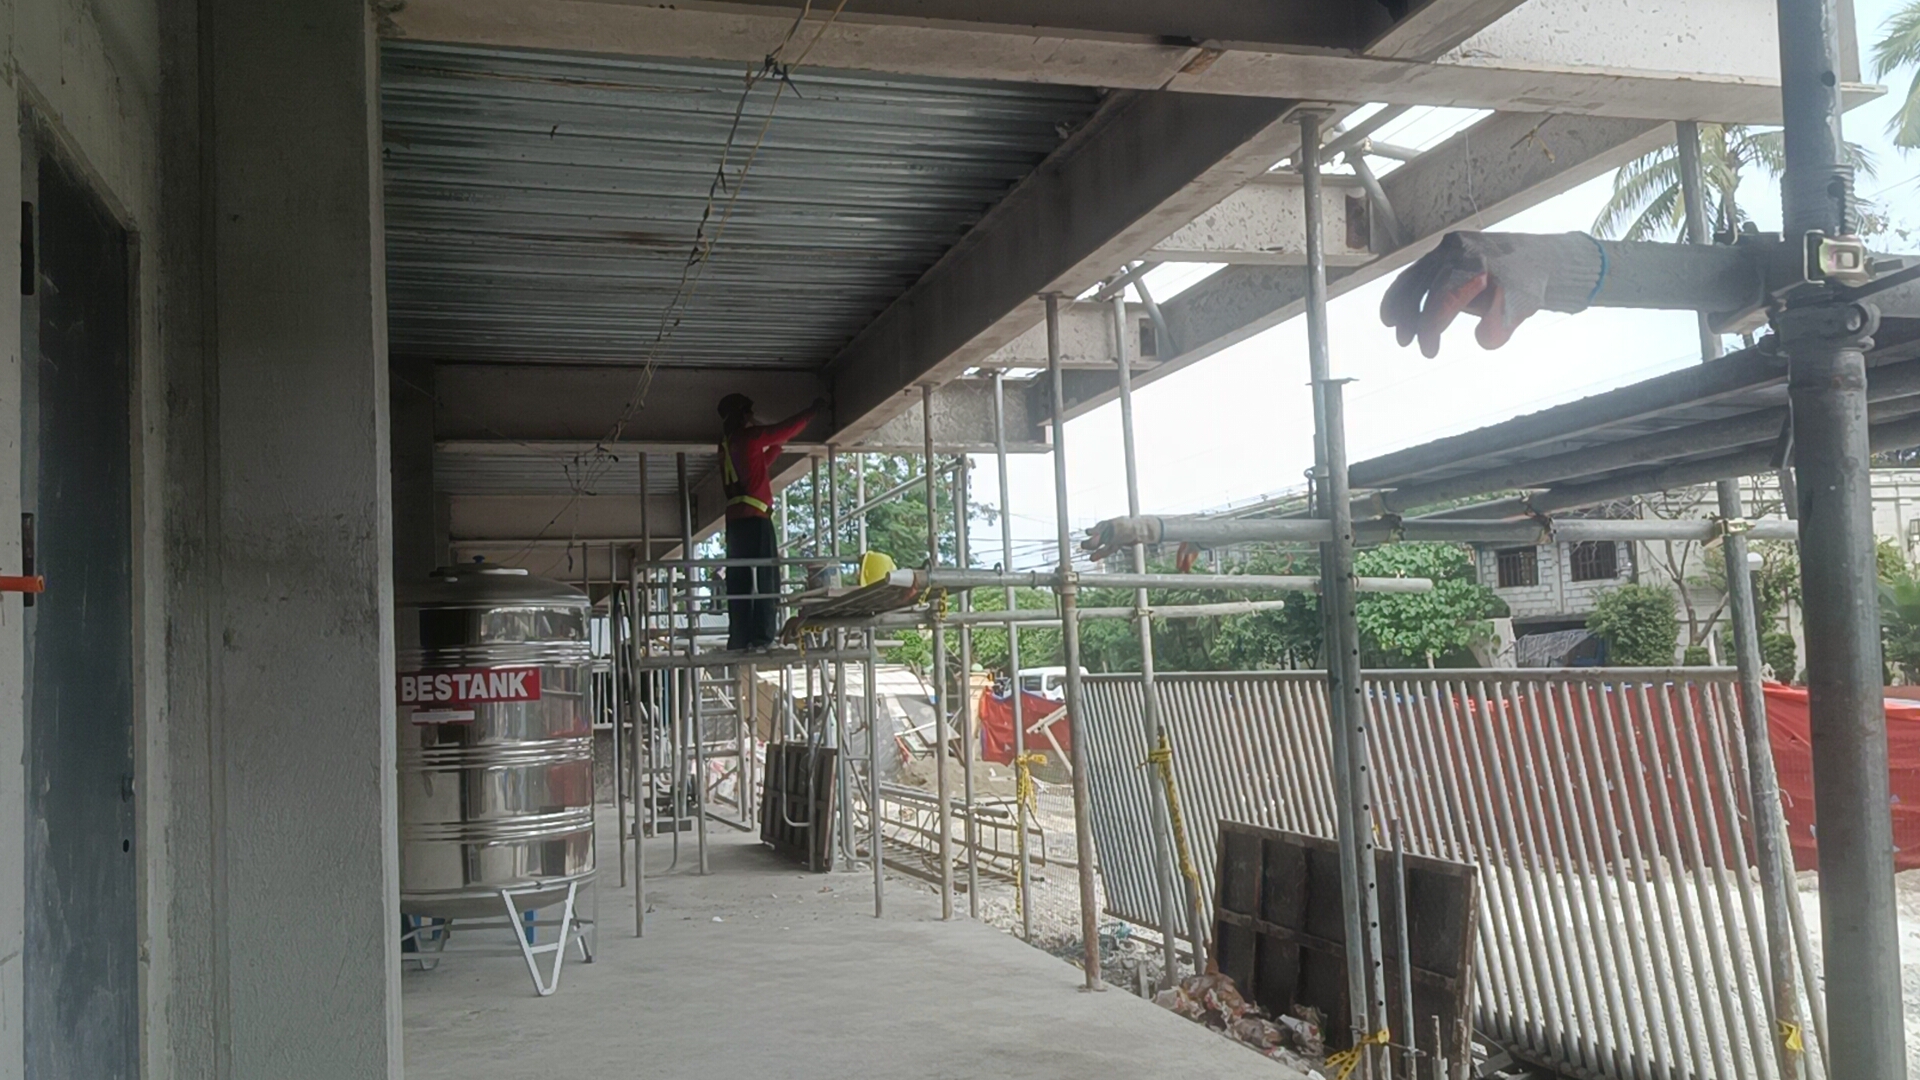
[716,393,753,419]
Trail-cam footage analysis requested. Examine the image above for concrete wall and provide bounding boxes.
[1,0,167,1074]
[2,0,401,1077]
[1477,540,1631,624]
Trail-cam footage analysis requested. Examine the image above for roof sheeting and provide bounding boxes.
[381,42,1100,370]
[1350,304,1920,519]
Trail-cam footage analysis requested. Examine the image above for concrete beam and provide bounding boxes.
[819,89,1312,444]
[432,363,826,443]
[1062,111,1673,417]
[1146,175,1371,265]
[1366,0,1523,61]
[980,303,1166,370]
[385,0,1871,123]
[854,377,1049,454]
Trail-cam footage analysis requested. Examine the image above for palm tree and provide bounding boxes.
[1874,1,1920,149]
[1595,125,1877,240]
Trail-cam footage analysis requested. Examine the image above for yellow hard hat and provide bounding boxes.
[858,551,897,587]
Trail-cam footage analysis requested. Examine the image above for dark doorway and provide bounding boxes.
[22,136,138,1078]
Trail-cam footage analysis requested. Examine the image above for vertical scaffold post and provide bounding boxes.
[992,370,1035,941]
[678,452,710,875]
[829,448,856,866]
[855,453,868,554]
[1109,284,1200,981]
[634,453,649,934]
[1678,120,1806,1080]
[612,541,627,891]
[1301,109,1386,1074]
[923,385,955,920]
[868,627,885,917]
[1775,0,1904,1074]
[1047,292,1105,992]
[956,453,980,917]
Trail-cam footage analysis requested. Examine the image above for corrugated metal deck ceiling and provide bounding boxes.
[381,41,1101,371]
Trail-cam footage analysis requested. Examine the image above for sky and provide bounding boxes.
[980,0,1920,572]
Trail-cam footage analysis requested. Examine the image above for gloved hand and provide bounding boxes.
[810,396,829,413]
[1380,231,1606,357]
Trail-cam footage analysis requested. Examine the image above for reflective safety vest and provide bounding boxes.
[719,436,771,514]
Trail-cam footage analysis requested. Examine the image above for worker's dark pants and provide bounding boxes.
[725,515,780,650]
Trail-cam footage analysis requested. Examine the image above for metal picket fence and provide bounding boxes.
[1079,669,1823,1080]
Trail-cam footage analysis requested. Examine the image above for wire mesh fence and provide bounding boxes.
[1079,668,1821,1080]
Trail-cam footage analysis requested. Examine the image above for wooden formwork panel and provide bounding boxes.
[1213,821,1477,1080]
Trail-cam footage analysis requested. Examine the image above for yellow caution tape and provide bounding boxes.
[1014,751,1048,815]
[1143,737,1202,889]
[1325,1029,1391,1080]
[1012,750,1047,914]
[1779,1020,1804,1053]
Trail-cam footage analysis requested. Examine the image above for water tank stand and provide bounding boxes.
[398,879,595,997]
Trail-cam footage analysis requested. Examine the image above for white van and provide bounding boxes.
[1017,666,1087,701]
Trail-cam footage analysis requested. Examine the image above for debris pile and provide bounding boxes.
[1154,971,1328,1074]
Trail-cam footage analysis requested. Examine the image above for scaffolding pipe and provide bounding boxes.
[1775,1,1904,1075]
[1348,153,1406,252]
[1048,292,1105,991]
[1680,120,1806,1080]
[829,448,857,867]
[634,454,649,935]
[1112,283,1200,981]
[679,453,710,875]
[856,453,868,555]
[868,629,884,918]
[924,386,955,920]
[956,454,980,917]
[992,369,1035,942]
[919,568,1432,593]
[1087,514,1802,548]
[798,598,1296,631]
[1304,109,1387,1074]
[611,544,627,891]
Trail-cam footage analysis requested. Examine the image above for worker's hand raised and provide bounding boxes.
[1380,231,1604,357]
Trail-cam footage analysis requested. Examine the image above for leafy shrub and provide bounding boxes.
[1587,585,1679,666]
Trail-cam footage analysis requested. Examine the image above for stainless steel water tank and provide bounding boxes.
[397,564,595,917]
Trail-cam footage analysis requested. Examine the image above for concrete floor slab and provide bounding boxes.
[403,827,1302,1079]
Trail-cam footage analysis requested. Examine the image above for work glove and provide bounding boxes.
[1380,231,1607,357]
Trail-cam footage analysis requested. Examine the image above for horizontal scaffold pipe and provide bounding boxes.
[912,568,1433,594]
[800,599,1295,631]
[1084,514,1802,548]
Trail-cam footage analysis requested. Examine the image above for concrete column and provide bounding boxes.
[391,357,445,584]
[204,1,401,1076]
[0,72,24,1080]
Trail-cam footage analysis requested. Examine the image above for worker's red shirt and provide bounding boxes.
[721,413,812,520]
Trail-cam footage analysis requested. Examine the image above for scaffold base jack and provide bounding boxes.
[400,879,596,997]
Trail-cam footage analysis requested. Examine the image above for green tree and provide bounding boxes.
[1350,543,1504,667]
[1587,585,1680,666]
[1205,543,1502,670]
[1595,125,1875,240]
[1874,1,1920,149]
[1883,569,1920,682]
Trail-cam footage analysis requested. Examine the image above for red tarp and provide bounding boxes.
[976,688,1072,766]
[1764,682,1920,871]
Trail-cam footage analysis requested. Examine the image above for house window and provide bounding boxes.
[1496,547,1539,588]
[1569,541,1618,582]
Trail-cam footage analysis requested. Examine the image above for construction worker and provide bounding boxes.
[717,393,825,651]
